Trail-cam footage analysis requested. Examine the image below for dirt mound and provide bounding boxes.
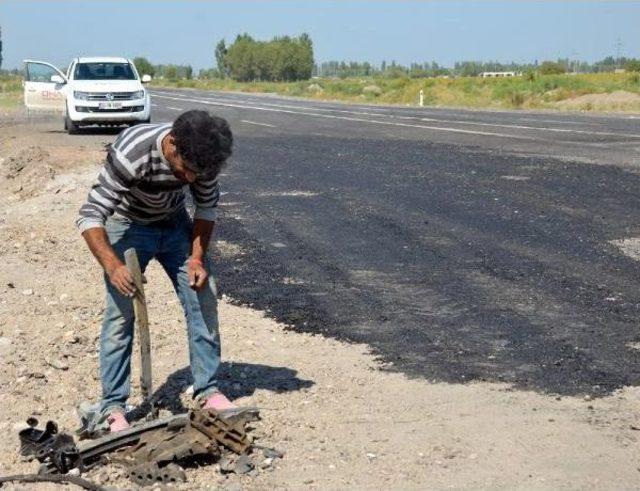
[554,90,640,112]
[3,146,50,179]
[1,145,56,198]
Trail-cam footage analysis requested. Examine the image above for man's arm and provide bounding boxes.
[77,144,140,297]
[82,228,136,297]
[187,218,215,289]
[188,176,220,289]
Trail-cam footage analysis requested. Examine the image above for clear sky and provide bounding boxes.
[1,1,639,71]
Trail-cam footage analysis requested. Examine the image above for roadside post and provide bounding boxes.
[419,89,424,107]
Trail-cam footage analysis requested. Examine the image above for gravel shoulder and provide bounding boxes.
[0,120,639,490]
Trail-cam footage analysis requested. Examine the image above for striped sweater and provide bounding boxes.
[77,123,220,232]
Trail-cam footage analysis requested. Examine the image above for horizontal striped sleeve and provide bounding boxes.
[76,147,140,232]
[190,178,219,222]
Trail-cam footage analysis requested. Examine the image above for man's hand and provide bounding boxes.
[107,263,137,297]
[82,228,137,298]
[188,257,208,289]
[189,219,214,290]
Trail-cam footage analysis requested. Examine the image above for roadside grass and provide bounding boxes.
[0,76,23,112]
[153,72,640,112]
[3,72,638,113]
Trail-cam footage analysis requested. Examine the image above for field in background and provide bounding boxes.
[153,72,640,112]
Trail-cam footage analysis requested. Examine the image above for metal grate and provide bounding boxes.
[86,92,138,101]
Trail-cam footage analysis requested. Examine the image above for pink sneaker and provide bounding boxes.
[106,409,130,433]
[202,392,237,412]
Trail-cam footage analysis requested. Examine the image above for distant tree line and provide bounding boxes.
[452,57,640,76]
[314,56,640,79]
[132,48,640,84]
[133,57,194,80]
[315,60,450,78]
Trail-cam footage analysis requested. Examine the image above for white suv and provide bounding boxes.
[24,57,152,134]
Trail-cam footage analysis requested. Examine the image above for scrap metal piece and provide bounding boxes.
[110,414,220,467]
[77,413,190,470]
[18,407,257,487]
[213,406,261,427]
[189,408,251,454]
[126,462,186,487]
[0,473,105,491]
[19,418,82,473]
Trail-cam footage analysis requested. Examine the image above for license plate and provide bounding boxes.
[98,101,123,109]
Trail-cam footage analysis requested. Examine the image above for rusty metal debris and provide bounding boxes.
[19,418,80,474]
[0,473,106,491]
[14,407,273,487]
[125,462,186,487]
[189,406,252,454]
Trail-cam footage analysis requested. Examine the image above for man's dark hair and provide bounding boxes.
[172,110,233,176]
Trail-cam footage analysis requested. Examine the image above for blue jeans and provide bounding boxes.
[100,211,220,412]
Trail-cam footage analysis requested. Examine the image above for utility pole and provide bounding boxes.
[571,50,578,74]
[615,38,623,68]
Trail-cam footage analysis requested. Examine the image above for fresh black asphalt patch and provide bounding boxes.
[212,133,640,397]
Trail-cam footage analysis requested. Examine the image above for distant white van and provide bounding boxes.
[24,57,152,134]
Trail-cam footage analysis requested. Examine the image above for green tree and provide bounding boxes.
[215,39,228,77]
[185,65,193,80]
[225,34,256,82]
[538,61,566,75]
[624,59,640,72]
[296,32,314,80]
[164,65,178,80]
[224,33,315,82]
[133,57,154,77]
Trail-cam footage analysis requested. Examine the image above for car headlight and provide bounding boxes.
[132,90,145,100]
[73,91,90,100]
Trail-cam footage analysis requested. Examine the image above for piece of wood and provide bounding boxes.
[124,248,152,401]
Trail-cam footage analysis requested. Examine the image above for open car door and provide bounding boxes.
[23,60,67,112]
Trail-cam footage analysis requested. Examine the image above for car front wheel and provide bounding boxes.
[65,115,79,135]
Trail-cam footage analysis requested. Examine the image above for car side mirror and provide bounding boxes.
[141,74,152,83]
[51,74,66,84]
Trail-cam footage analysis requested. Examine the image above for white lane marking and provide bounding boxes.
[258,190,318,197]
[418,117,640,139]
[151,89,416,120]
[151,93,542,141]
[241,120,276,128]
[151,89,640,139]
[151,103,159,107]
[581,141,640,149]
[167,106,183,111]
[500,175,531,181]
[519,117,599,126]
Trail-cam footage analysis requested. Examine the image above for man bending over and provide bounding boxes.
[77,110,235,432]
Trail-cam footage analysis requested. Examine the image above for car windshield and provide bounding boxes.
[74,62,137,80]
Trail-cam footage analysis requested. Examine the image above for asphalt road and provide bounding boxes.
[149,88,640,396]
